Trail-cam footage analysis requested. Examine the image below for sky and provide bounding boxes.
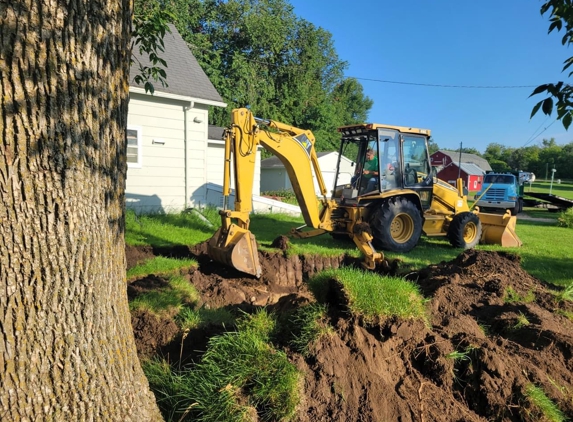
[287,0,572,152]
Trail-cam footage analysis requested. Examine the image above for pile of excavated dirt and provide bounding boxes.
[127,244,573,421]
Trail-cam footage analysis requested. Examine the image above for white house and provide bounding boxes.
[126,25,265,213]
[260,151,354,197]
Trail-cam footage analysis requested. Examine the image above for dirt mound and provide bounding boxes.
[126,246,573,421]
[271,235,290,250]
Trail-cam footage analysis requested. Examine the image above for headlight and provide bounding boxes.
[508,196,517,200]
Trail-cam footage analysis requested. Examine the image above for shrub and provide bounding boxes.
[557,207,573,228]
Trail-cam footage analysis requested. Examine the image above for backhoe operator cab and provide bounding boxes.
[327,123,439,255]
[335,124,433,202]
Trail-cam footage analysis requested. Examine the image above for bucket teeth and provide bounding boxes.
[207,226,262,278]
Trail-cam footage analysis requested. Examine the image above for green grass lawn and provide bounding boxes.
[251,212,573,287]
[524,180,573,199]
[126,207,573,288]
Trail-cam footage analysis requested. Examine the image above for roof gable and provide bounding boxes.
[459,163,485,175]
[130,24,224,104]
[435,150,492,171]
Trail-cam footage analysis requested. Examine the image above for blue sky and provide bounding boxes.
[288,0,572,152]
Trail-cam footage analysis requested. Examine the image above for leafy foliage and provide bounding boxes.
[557,207,573,228]
[137,0,372,151]
[132,4,174,93]
[530,1,573,129]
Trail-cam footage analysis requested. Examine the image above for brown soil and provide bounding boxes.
[127,245,573,422]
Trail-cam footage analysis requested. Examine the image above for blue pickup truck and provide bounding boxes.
[474,172,527,215]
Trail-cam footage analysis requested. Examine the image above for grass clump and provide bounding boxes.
[285,303,333,357]
[445,349,472,362]
[557,207,573,228]
[556,309,573,322]
[513,312,531,330]
[554,282,573,303]
[129,275,199,316]
[127,256,197,280]
[309,268,429,326]
[524,384,566,422]
[176,306,236,331]
[145,310,300,422]
[504,286,535,304]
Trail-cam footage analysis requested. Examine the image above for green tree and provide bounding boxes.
[489,159,512,172]
[530,1,573,128]
[1,1,162,419]
[148,0,372,151]
[460,147,482,156]
[484,142,507,162]
[557,141,573,178]
[539,141,563,179]
[427,137,440,154]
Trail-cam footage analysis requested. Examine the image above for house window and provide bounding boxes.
[127,126,142,168]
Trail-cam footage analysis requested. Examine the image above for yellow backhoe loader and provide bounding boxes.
[208,108,522,277]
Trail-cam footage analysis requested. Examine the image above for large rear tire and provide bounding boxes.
[369,197,423,252]
[447,212,482,249]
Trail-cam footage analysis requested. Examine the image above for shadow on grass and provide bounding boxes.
[248,213,352,251]
[519,254,573,287]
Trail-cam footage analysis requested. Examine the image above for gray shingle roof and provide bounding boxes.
[130,24,224,104]
[460,163,485,176]
[439,150,492,171]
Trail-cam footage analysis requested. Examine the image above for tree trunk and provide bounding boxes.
[0,1,162,420]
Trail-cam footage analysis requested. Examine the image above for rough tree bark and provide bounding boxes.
[0,1,162,420]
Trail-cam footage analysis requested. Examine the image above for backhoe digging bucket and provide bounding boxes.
[478,210,523,247]
[207,225,262,278]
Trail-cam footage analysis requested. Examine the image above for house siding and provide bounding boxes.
[260,152,354,196]
[206,141,261,200]
[260,168,289,192]
[126,93,213,212]
[187,108,209,207]
[126,94,186,212]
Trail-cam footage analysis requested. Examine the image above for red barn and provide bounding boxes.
[436,163,485,192]
[430,150,490,192]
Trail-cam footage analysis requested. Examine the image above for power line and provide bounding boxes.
[523,119,558,147]
[523,115,550,147]
[186,42,540,90]
[354,77,537,89]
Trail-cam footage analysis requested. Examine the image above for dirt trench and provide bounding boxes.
[127,244,573,422]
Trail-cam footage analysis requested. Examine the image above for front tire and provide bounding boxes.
[369,197,423,252]
[447,212,482,249]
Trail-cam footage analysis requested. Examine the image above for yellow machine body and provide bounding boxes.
[478,209,523,247]
[208,108,522,278]
[208,225,262,278]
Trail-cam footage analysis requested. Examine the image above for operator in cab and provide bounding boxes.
[363,148,379,192]
[351,147,379,193]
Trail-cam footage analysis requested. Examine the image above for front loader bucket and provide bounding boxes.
[207,225,262,278]
[478,210,523,247]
